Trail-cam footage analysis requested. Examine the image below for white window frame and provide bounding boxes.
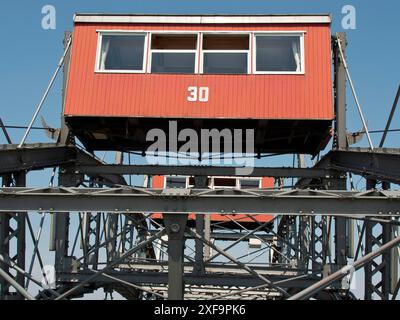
[210,177,238,189]
[239,178,262,189]
[94,30,306,75]
[164,176,189,189]
[200,32,251,75]
[95,31,148,74]
[163,176,263,189]
[147,33,199,74]
[253,32,306,75]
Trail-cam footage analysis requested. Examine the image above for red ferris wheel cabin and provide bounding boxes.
[150,175,275,229]
[64,14,334,155]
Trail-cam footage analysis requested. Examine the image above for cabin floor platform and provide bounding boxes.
[65,117,332,155]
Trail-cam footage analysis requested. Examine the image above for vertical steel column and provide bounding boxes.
[164,214,188,300]
[364,180,393,299]
[106,214,118,263]
[0,175,12,299]
[204,215,211,260]
[384,181,399,295]
[333,32,348,150]
[381,182,394,297]
[104,152,123,263]
[273,216,296,265]
[310,216,330,272]
[193,176,207,275]
[81,212,101,269]
[54,166,81,274]
[364,179,377,299]
[52,32,75,278]
[14,172,26,296]
[299,216,310,270]
[382,220,393,297]
[333,177,348,267]
[0,172,26,300]
[59,31,74,145]
[298,155,311,270]
[335,222,348,267]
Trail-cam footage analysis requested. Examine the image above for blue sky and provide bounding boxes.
[0,0,399,149]
[0,1,399,299]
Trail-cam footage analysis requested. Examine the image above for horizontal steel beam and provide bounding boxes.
[328,148,400,184]
[0,143,127,185]
[75,164,333,179]
[75,150,127,186]
[57,270,318,289]
[147,230,275,241]
[0,143,76,174]
[297,147,400,187]
[0,187,400,216]
[117,262,299,275]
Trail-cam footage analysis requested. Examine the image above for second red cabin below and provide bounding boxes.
[151,175,275,230]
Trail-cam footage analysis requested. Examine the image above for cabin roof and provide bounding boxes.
[73,13,331,25]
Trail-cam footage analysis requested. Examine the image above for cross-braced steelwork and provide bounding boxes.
[0,172,26,300]
[0,31,399,301]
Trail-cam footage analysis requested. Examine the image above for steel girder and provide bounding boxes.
[0,172,26,300]
[364,219,394,299]
[297,148,400,188]
[362,180,397,299]
[2,144,400,187]
[56,270,319,289]
[329,148,400,185]
[0,142,127,186]
[0,187,400,216]
[0,143,76,174]
[75,164,333,179]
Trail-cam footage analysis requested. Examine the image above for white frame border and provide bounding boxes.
[76,14,331,25]
[147,32,199,74]
[95,31,148,74]
[94,30,307,75]
[163,175,263,189]
[200,32,251,75]
[164,176,189,189]
[252,32,306,75]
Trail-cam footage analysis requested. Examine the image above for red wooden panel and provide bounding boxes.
[65,23,333,121]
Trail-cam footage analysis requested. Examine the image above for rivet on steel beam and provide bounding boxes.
[170,223,180,233]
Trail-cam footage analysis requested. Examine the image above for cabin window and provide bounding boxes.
[212,178,237,188]
[255,34,303,73]
[187,177,211,188]
[240,179,261,189]
[98,34,146,72]
[202,34,249,74]
[150,34,197,74]
[165,177,187,188]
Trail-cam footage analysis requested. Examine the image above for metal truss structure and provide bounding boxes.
[0,32,400,301]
